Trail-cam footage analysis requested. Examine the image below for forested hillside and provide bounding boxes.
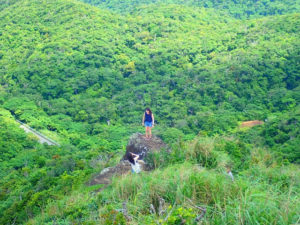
[1,0,299,157]
[0,108,97,224]
[0,0,299,224]
[81,0,300,18]
[0,0,19,11]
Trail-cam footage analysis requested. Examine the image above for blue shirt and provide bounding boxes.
[144,112,152,122]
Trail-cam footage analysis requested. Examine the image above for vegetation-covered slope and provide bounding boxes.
[1,0,299,160]
[81,0,300,18]
[0,0,299,224]
[0,107,299,225]
[0,0,19,11]
[0,108,90,224]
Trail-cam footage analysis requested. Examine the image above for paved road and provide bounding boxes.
[18,121,59,146]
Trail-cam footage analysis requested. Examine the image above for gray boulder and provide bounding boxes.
[89,133,167,191]
[122,133,167,161]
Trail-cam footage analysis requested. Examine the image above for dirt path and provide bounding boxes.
[240,120,264,128]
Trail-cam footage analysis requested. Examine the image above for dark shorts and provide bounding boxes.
[144,121,153,127]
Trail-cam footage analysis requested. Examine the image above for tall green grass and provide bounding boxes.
[26,137,300,225]
[97,161,299,224]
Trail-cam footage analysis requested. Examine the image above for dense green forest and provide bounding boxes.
[0,0,299,224]
[81,0,300,18]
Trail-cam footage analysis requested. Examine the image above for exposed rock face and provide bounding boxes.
[123,133,167,161]
[89,161,131,187]
[89,133,167,190]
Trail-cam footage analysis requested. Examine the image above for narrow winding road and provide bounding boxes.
[17,120,60,146]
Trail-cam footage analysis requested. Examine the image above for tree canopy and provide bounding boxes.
[0,0,299,224]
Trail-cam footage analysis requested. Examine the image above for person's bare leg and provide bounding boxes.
[145,126,148,138]
[149,127,152,139]
[147,127,151,139]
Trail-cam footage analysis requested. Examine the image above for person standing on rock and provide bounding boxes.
[142,108,154,139]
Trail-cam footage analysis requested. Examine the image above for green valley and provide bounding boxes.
[0,0,299,224]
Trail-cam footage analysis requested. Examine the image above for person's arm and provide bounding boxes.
[130,152,139,161]
[152,114,155,126]
[130,152,139,157]
[142,113,145,126]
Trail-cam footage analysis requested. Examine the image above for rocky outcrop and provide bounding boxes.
[89,160,131,187]
[122,133,167,161]
[89,133,167,190]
